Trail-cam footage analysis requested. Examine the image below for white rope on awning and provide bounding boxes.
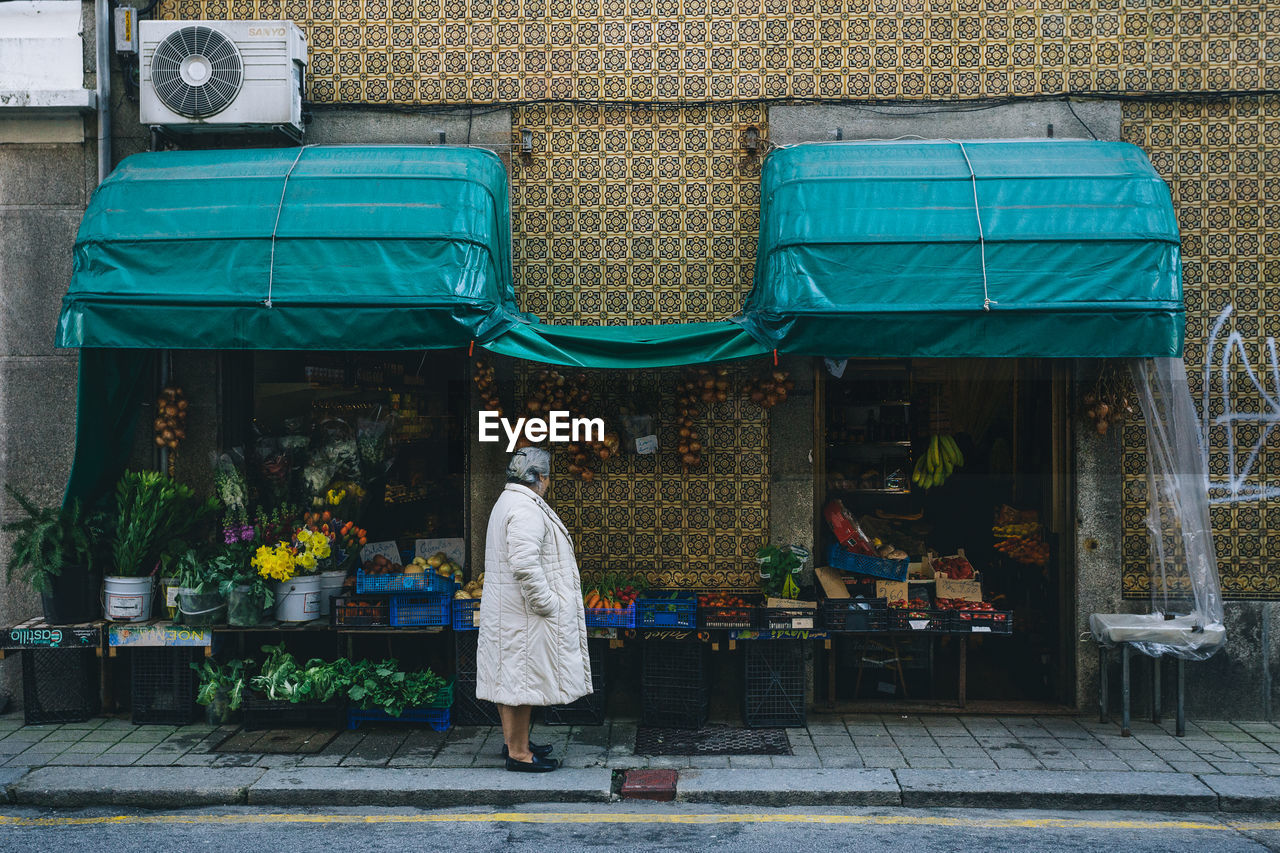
[952,140,997,312]
[264,145,311,309]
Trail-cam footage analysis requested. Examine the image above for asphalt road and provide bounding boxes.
[2,804,1280,852]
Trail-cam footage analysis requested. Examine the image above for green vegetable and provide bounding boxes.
[244,645,445,716]
[192,658,250,712]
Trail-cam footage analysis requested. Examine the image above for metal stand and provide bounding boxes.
[1097,642,1187,738]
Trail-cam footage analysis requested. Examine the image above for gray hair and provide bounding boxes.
[506,447,552,485]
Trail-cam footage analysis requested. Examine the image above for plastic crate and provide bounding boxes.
[543,640,606,726]
[827,544,909,582]
[585,603,636,628]
[697,595,761,630]
[390,593,451,627]
[348,707,451,730]
[948,609,1014,634]
[821,598,888,632]
[356,569,454,595]
[241,694,347,731]
[743,640,807,728]
[452,597,481,631]
[22,649,99,725]
[890,607,949,633]
[641,640,708,729]
[330,595,390,628]
[131,647,200,726]
[452,632,501,726]
[756,603,819,630]
[636,592,697,629]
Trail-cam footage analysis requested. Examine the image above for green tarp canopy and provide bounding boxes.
[485,320,767,368]
[57,145,525,350]
[739,140,1184,358]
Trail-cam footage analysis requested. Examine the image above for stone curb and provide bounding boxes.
[893,769,1219,812]
[246,767,615,807]
[5,765,1279,812]
[676,769,900,806]
[10,766,266,808]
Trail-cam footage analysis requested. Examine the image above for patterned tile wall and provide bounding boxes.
[521,365,771,589]
[1120,97,1280,600]
[160,0,1279,105]
[511,103,762,324]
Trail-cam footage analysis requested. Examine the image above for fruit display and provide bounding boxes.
[932,554,976,580]
[153,385,189,451]
[992,505,1050,566]
[911,433,964,490]
[742,368,793,409]
[473,357,502,414]
[697,592,757,627]
[362,553,405,574]
[409,550,462,580]
[455,573,484,600]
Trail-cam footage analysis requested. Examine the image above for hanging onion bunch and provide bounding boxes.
[472,357,501,414]
[154,385,188,451]
[676,368,721,469]
[1083,364,1135,436]
[743,368,794,409]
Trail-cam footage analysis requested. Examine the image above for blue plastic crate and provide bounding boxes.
[452,597,481,631]
[636,592,697,629]
[585,603,636,628]
[390,593,452,627]
[347,707,451,730]
[357,569,456,594]
[827,544,909,582]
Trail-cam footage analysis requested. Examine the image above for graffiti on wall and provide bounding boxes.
[1203,305,1280,505]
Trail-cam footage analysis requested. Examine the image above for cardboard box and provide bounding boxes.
[815,566,849,599]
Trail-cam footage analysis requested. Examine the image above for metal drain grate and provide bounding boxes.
[213,728,339,754]
[635,725,792,756]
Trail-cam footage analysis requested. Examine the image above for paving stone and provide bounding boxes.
[1084,760,1133,771]
[685,756,731,769]
[172,753,222,767]
[298,755,345,767]
[727,755,773,769]
[1124,759,1173,772]
[1210,761,1263,775]
[906,756,952,769]
[820,754,868,768]
[949,757,999,770]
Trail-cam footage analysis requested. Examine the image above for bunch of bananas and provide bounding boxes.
[912,434,964,490]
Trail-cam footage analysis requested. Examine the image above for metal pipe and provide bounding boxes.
[94,0,111,184]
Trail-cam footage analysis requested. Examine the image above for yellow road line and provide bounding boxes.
[0,812,1278,832]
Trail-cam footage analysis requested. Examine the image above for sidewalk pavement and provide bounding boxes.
[2,712,1280,811]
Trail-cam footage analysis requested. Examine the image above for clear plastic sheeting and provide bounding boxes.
[1091,357,1226,660]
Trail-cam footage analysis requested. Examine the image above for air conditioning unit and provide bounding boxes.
[139,20,307,138]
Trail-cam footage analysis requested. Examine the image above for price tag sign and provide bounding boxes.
[635,435,658,455]
[972,626,992,633]
[792,617,814,630]
[909,619,930,630]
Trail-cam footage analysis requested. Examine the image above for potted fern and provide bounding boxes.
[106,471,217,622]
[2,486,103,624]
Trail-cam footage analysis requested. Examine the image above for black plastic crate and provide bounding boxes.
[22,649,99,725]
[241,693,347,731]
[452,632,501,726]
[821,597,888,632]
[330,594,390,627]
[756,603,819,630]
[131,647,200,726]
[948,609,1014,634]
[642,641,708,729]
[743,640,806,728]
[543,639,606,726]
[697,594,761,630]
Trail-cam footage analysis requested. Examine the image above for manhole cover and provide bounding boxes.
[635,725,791,756]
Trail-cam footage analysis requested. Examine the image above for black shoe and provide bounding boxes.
[505,754,560,773]
[501,742,553,759]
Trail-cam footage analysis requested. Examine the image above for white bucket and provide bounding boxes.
[103,575,155,622]
[274,575,321,622]
[316,570,347,617]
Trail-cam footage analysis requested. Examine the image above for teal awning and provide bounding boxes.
[57,145,525,350]
[739,140,1184,358]
[485,320,768,369]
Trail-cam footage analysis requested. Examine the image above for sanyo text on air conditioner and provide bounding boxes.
[139,20,307,138]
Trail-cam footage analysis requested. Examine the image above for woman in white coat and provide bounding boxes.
[477,447,592,772]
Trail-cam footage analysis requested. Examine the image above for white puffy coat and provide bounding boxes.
[476,483,592,707]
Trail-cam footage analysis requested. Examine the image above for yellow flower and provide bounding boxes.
[252,543,297,583]
[297,551,317,571]
[313,539,331,560]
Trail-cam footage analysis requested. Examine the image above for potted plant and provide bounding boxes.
[106,470,216,622]
[218,522,273,627]
[254,525,331,623]
[172,548,232,626]
[2,486,103,624]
